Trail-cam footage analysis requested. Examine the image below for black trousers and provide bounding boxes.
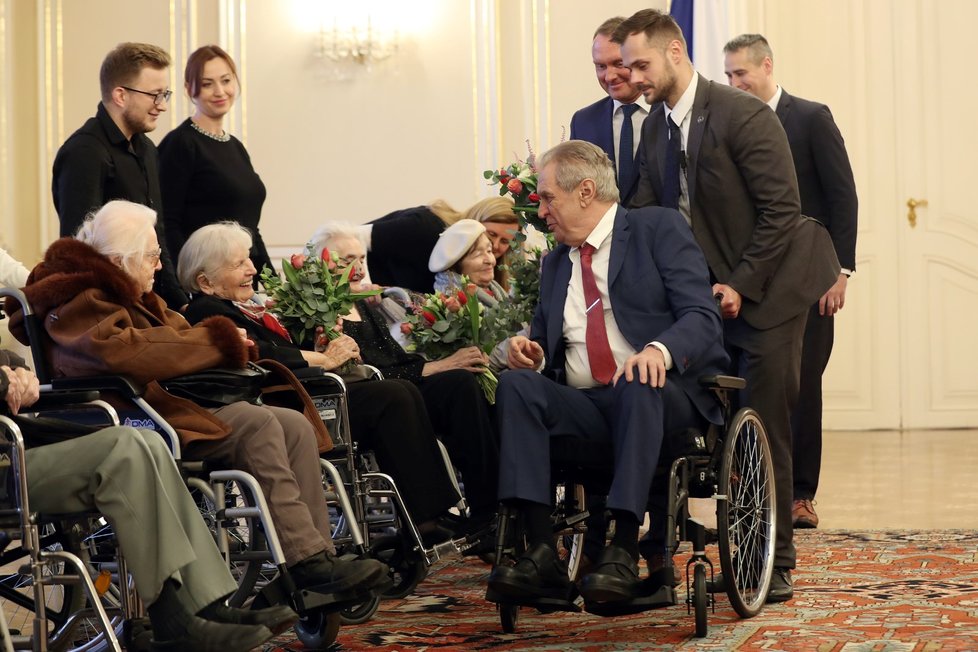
[416,369,500,518]
[724,310,807,570]
[347,379,461,523]
[791,304,834,501]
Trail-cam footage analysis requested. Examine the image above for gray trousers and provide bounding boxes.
[188,403,334,565]
[25,427,237,612]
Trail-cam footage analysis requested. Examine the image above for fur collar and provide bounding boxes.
[20,238,143,315]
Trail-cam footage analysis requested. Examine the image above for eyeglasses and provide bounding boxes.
[144,248,162,264]
[120,86,172,105]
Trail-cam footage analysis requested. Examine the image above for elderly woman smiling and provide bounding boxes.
[8,200,385,597]
[178,222,467,537]
[429,219,509,307]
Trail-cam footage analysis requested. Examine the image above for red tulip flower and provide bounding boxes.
[290,253,306,269]
[422,310,437,325]
[507,178,523,194]
[320,247,331,261]
[528,192,541,203]
[457,290,468,305]
[400,322,413,335]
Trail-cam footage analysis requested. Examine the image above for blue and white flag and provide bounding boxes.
[669,0,731,84]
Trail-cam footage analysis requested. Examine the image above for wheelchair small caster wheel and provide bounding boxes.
[693,563,708,637]
[499,603,519,633]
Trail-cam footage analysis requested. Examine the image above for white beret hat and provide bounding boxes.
[428,219,487,273]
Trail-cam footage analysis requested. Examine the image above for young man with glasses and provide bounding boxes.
[52,42,187,310]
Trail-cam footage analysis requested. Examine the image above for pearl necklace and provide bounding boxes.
[190,120,231,142]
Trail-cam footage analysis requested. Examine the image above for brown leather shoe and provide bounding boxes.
[792,499,819,528]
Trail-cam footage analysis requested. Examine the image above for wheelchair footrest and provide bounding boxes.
[484,587,582,613]
[583,582,676,617]
[294,584,374,614]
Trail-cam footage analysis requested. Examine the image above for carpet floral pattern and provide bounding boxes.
[267,530,978,651]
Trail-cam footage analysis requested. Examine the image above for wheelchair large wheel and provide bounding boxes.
[293,610,341,650]
[196,480,275,606]
[0,518,126,652]
[370,534,428,599]
[554,483,587,581]
[716,408,776,618]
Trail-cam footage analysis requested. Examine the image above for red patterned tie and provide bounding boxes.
[579,243,616,385]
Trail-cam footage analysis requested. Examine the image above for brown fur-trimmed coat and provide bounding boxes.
[4,237,252,445]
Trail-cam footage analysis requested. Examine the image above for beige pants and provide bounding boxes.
[25,427,237,612]
[188,403,334,565]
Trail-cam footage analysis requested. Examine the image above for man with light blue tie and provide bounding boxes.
[570,17,648,205]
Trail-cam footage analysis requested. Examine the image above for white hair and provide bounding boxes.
[177,221,253,293]
[75,200,158,279]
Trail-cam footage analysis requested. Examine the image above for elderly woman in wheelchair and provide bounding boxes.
[0,347,293,651]
[4,201,387,605]
[176,221,468,540]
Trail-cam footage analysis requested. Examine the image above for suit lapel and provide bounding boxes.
[547,251,572,361]
[607,206,630,288]
[600,97,616,163]
[686,75,711,209]
[775,90,793,125]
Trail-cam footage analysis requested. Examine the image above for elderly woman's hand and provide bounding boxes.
[422,346,489,376]
[2,365,40,415]
[311,334,361,371]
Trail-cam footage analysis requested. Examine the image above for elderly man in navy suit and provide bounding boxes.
[485,140,728,606]
[723,34,858,530]
[569,17,648,205]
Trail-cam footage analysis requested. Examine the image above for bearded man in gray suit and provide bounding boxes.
[615,9,840,603]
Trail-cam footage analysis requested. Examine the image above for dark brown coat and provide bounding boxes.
[5,238,250,444]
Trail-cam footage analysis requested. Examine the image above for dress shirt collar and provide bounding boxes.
[766,85,783,112]
[664,71,698,129]
[612,98,649,115]
[575,203,618,254]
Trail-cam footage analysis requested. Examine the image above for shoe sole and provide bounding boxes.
[765,590,793,603]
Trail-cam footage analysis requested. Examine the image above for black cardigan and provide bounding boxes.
[184,294,307,370]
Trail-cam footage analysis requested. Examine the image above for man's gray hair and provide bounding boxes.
[75,200,157,281]
[536,140,620,203]
[177,221,253,294]
[723,33,774,65]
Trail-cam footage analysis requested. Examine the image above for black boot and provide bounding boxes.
[198,599,298,635]
[288,550,387,593]
[148,580,273,652]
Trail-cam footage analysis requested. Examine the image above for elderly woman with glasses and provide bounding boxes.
[5,200,387,598]
[177,221,467,540]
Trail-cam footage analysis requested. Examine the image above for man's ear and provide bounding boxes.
[108,87,127,109]
[579,179,597,206]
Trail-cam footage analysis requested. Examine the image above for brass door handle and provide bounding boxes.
[907,198,928,228]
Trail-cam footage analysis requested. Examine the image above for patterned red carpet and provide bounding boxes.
[266,530,978,651]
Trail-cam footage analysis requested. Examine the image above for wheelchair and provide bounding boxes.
[487,374,776,638]
[0,288,370,650]
[0,390,130,651]
[275,365,484,622]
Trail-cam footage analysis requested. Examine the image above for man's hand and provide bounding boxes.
[613,345,666,387]
[712,283,742,319]
[507,335,544,370]
[818,273,848,316]
[2,365,40,415]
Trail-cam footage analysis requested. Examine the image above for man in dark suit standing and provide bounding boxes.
[570,17,648,205]
[724,34,858,531]
[616,10,840,602]
[52,42,187,310]
[485,141,728,606]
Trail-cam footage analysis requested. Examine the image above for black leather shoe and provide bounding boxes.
[579,544,641,603]
[766,567,793,603]
[487,543,575,601]
[289,551,387,593]
[198,602,298,636]
[150,616,273,652]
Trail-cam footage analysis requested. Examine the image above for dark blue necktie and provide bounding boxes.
[618,104,640,191]
[661,115,682,209]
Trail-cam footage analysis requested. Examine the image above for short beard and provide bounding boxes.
[121,107,153,137]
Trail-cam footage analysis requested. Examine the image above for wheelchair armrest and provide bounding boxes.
[49,375,144,398]
[697,375,746,391]
[29,390,102,411]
